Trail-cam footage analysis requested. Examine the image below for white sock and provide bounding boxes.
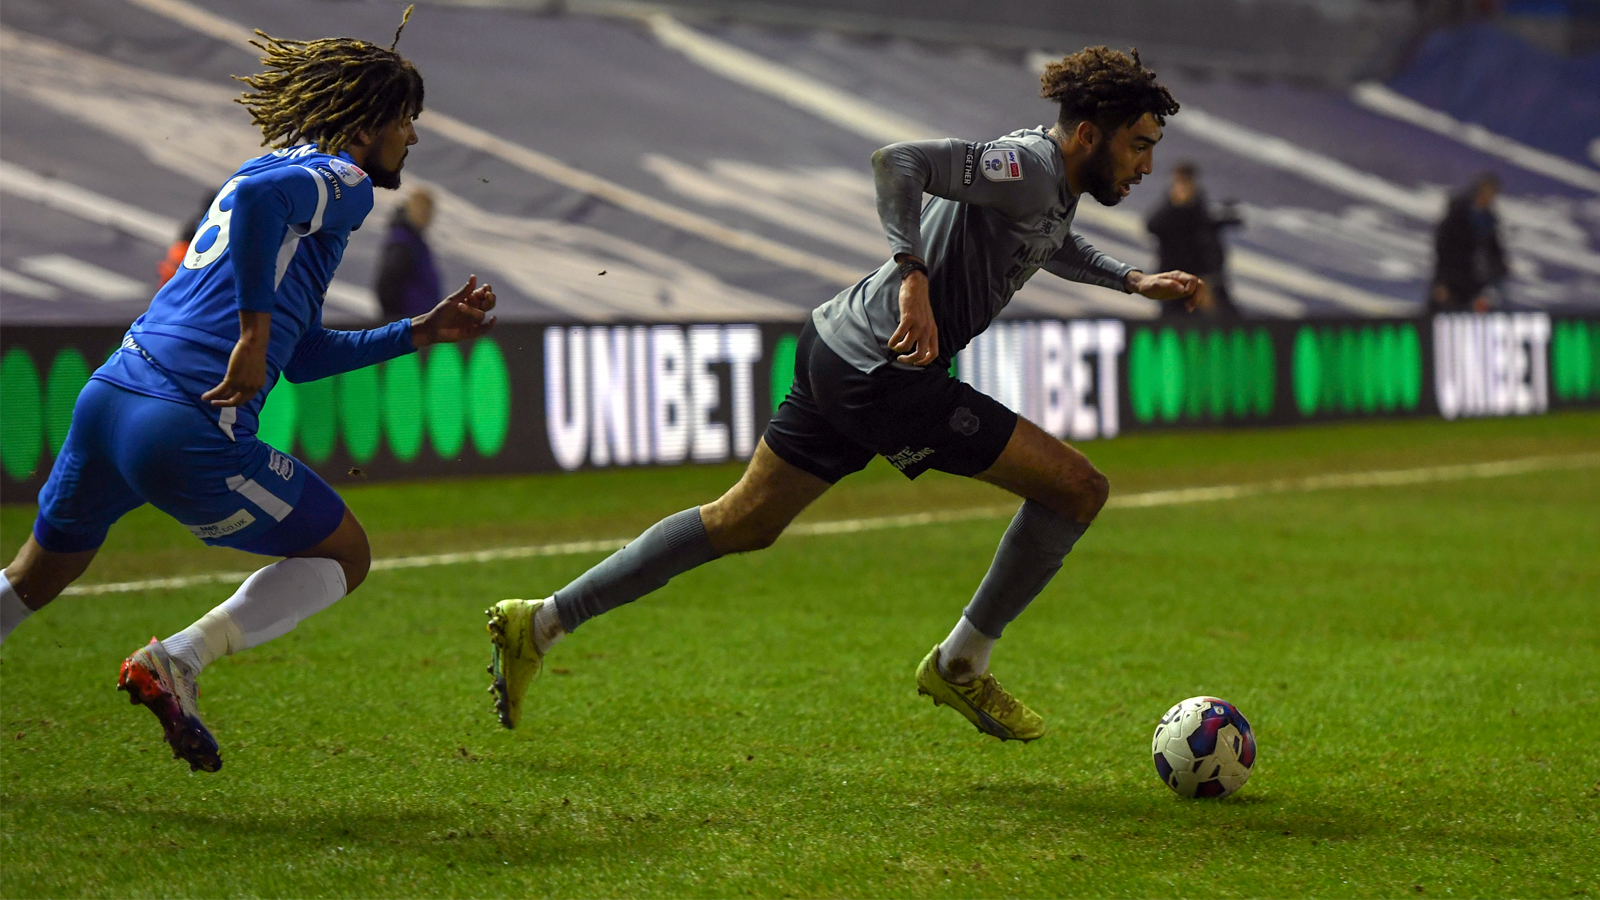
[161,558,347,674]
[937,615,996,685]
[1,571,32,645]
[533,597,564,655]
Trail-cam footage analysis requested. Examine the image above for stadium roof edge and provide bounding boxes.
[410,0,1417,86]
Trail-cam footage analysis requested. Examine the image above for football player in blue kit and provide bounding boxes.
[0,17,496,772]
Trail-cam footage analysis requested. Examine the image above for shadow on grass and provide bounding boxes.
[2,789,702,874]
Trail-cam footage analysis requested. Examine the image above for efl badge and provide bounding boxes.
[980,148,1023,182]
[328,158,368,186]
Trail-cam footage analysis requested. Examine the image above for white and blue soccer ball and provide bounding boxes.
[1151,696,1256,799]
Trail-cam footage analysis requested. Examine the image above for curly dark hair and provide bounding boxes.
[1040,47,1179,134]
[234,6,424,157]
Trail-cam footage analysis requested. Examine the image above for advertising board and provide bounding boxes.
[3,314,1596,502]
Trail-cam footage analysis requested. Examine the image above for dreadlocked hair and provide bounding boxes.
[234,5,424,157]
[1040,47,1178,134]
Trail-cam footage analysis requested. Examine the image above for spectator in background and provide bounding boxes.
[1430,172,1507,313]
[1145,162,1241,318]
[375,187,441,321]
[156,195,216,286]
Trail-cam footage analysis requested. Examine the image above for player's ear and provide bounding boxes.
[1073,120,1100,148]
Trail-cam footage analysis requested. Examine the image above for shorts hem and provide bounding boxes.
[761,430,860,485]
[32,516,108,554]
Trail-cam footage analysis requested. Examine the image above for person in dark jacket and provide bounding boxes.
[1145,162,1241,317]
[1430,173,1507,313]
[374,187,442,321]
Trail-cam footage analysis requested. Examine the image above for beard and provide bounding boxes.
[1079,139,1123,206]
[367,155,404,190]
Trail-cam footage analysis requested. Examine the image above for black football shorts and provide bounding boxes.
[763,320,1017,483]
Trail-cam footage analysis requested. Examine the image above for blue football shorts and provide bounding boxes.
[32,377,346,557]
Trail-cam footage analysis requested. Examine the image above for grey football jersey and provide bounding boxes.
[813,127,1135,373]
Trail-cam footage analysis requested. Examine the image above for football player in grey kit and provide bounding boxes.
[486,47,1200,740]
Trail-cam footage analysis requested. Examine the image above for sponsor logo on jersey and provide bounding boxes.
[886,446,937,471]
[981,148,1023,182]
[328,158,368,187]
[948,407,980,436]
[186,508,257,540]
[962,143,977,186]
[267,450,295,481]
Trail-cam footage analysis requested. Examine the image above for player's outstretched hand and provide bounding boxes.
[412,275,498,348]
[890,270,939,366]
[1128,269,1203,305]
[203,310,271,408]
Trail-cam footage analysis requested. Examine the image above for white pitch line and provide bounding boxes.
[58,452,1599,598]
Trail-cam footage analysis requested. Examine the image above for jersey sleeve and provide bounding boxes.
[229,161,375,313]
[872,138,1057,261]
[283,318,415,384]
[1042,231,1136,291]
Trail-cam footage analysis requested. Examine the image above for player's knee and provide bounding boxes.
[1062,460,1110,522]
[337,528,371,593]
[719,520,786,554]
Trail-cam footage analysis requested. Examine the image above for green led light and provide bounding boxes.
[297,377,338,464]
[426,344,466,459]
[1253,328,1275,417]
[771,334,799,413]
[1182,331,1203,420]
[1553,321,1574,400]
[1228,329,1252,418]
[0,348,42,480]
[1376,325,1399,412]
[258,378,298,450]
[1586,322,1599,399]
[1156,328,1183,422]
[1202,330,1225,420]
[1357,326,1378,414]
[1591,322,1600,399]
[383,354,424,462]
[467,340,511,457]
[44,349,90,456]
[1397,324,1421,410]
[340,365,382,463]
[1564,321,1593,400]
[1128,329,1157,423]
[1292,327,1320,417]
[1315,329,1333,412]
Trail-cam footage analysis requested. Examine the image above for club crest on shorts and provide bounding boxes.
[267,450,295,481]
[981,148,1023,182]
[949,407,981,436]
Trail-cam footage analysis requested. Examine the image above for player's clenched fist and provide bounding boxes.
[411,275,498,348]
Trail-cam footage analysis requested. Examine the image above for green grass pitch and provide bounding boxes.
[3,413,1598,898]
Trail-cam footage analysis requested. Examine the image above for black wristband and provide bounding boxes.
[897,257,929,280]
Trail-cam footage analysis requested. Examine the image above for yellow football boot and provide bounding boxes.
[485,598,547,729]
[915,645,1045,742]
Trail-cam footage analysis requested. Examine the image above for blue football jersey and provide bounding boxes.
[94,144,414,440]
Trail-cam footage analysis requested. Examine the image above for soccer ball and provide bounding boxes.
[1151,696,1256,799]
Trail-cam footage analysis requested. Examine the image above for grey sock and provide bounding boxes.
[554,507,722,633]
[962,500,1090,638]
